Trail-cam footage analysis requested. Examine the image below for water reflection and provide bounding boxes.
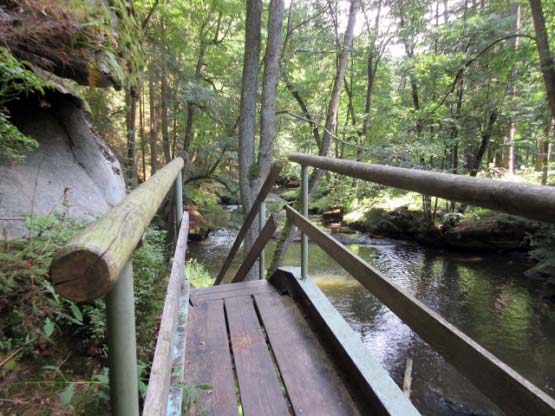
[188,225,555,415]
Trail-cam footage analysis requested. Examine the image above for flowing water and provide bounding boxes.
[188,207,555,415]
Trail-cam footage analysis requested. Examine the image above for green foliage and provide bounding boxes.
[0,215,169,411]
[0,47,49,162]
[186,259,214,288]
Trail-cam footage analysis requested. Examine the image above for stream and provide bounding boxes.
[188,206,555,416]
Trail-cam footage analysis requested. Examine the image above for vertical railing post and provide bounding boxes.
[106,261,139,416]
[258,200,266,279]
[175,170,183,229]
[301,165,308,279]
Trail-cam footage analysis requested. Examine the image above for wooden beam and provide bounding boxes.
[288,152,555,223]
[215,161,283,284]
[285,206,555,416]
[269,267,420,416]
[230,215,276,283]
[50,156,186,301]
[143,213,190,416]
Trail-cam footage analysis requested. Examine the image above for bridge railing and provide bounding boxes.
[214,161,284,284]
[288,152,555,416]
[49,154,188,416]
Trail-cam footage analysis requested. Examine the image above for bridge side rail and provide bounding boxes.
[287,153,555,416]
[49,154,188,416]
[143,213,190,416]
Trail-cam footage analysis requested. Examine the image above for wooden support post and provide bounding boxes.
[106,261,139,416]
[231,215,277,284]
[301,165,308,279]
[214,161,283,285]
[402,357,413,398]
[258,200,266,279]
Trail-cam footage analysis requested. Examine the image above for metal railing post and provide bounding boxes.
[106,261,139,416]
[175,171,183,229]
[301,165,308,279]
[258,200,266,279]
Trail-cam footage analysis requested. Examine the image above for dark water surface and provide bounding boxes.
[188,211,555,415]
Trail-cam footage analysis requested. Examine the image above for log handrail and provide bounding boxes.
[286,206,555,416]
[143,213,190,416]
[49,156,186,302]
[288,152,555,223]
[214,161,284,284]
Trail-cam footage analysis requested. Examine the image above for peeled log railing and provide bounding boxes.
[49,154,187,416]
[50,157,185,302]
[289,152,555,223]
[289,153,555,416]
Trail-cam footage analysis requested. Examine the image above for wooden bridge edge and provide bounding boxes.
[269,267,421,416]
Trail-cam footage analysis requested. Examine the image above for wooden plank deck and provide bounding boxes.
[185,277,418,416]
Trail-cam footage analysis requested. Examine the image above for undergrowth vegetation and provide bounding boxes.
[0,215,169,414]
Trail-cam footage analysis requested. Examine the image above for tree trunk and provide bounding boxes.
[470,110,498,177]
[139,86,146,182]
[529,0,555,121]
[269,0,359,273]
[362,0,382,143]
[161,55,171,164]
[148,63,157,175]
[125,85,138,188]
[259,0,284,185]
[238,0,263,280]
[182,47,207,152]
[503,3,521,174]
[541,117,554,185]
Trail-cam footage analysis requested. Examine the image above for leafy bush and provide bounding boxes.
[0,47,49,162]
[0,214,170,412]
[186,259,214,288]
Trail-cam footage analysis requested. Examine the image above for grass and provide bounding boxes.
[186,259,214,288]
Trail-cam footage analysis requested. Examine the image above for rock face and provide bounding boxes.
[0,91,126,239]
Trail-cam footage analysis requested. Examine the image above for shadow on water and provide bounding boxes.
[188,214,555,416]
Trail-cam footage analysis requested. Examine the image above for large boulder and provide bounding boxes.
[0,89,125,239]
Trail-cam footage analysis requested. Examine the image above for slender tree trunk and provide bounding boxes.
[503,3,521,174]
[529,0,555,121]
[259,0,284,184]
[161,55,171,163]
[470,110,498,177]
[125,85,138,188]
[149,63,157,175]
[183,47,207,152]
[362,0,382,143]
[238,0,262,280]
[541,117,554,184]
[269,0,359,273]
[139,86,146,182]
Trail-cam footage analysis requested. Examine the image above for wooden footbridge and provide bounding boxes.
[49,153,555,416]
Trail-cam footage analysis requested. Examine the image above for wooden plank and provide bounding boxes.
[192,285,275,305]
[144,213,190,416]
[286,206,555,416]
[185,300,238,416]
[215,161,283,285]
[50,156,186,301]
[270,267,420,416]
[254,292,362,416]
[225,296,290,416]
[288,152,555,223]
[230,216,276,283]
[192,280,269,297]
